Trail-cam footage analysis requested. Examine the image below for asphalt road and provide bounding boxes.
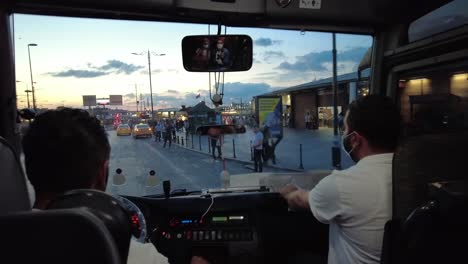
[106,130,288,197]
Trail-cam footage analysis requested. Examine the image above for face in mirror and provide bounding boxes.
[182,35,253,72]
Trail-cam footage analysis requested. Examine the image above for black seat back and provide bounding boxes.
[382,131,468,263]
[0,208,122,264]
[392,131,468,219]
[0,136,30,212]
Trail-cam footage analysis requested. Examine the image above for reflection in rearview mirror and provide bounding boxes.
[182,35,253,72]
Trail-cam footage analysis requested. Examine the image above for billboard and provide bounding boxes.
[82,95,97,107]
[97,98,110,105]
[256,96,283,138]
[109,95,123,105]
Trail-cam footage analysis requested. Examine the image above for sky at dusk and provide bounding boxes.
[13,14,372,110]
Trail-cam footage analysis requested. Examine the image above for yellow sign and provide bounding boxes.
[257,96,282,137]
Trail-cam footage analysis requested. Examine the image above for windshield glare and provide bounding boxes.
[14,14,372,197]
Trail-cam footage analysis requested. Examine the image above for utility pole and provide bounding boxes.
[140,93,144,111]
[331,33,341,169]
[28,43,38,110]
[135,84,139,112]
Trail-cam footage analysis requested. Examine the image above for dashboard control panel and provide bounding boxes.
[158,213,254,242]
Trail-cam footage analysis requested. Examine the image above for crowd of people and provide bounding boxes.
[150,119,190,148]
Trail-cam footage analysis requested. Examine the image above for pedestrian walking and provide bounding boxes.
[164,120,173,148]
[208,126,222,160]
[184,119,190,138]
[305,112,311,129]
[251,125,263,172]
[155,122,163,142]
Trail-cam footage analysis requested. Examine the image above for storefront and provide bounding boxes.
[258,71,368,129]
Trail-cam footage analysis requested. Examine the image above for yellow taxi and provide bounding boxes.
[116,124,132,136]
[132,123,152,138]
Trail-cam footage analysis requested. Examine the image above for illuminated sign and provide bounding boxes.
[256,96,283,137]
[97,98,110,105]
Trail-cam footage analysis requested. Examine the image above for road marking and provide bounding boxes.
[142,141,201,189]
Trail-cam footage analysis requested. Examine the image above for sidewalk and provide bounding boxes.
[173,127,354,172]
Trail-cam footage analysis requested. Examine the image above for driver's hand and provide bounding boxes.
[191,256,210,264]
[279,184,298,196]
[279,184,310,211]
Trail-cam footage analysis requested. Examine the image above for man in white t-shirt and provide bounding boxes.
[280,95,401,264]
[251,125,264,172]
[22,108,169,264]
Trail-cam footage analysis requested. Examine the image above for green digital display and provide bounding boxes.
[212,216,228,222]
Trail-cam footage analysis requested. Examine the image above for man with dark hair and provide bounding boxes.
[23,108,169,264]
[23,108,110,207]
[280,95,401,264]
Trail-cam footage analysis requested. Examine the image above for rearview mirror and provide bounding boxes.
[182,35,253,72]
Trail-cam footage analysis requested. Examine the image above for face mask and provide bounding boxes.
[342,131,358,161]
[203,44,209,48]
[217,44,223,49]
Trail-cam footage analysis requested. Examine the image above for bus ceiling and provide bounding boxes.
[6,0,452,34]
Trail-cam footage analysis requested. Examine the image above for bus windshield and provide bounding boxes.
[14,14,372,196]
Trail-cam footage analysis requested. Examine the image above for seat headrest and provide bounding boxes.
[0,208,122,264]
[0,136,30,213]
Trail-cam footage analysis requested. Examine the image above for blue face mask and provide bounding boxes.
[342,131,358,161]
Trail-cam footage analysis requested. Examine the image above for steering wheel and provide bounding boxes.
[113,195,148,243]
[47,189,148,244]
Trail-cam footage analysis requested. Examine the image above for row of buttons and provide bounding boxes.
[163,230,253,241]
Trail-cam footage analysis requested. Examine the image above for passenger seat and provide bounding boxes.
[0,136,122,264]
[381,132,468,264]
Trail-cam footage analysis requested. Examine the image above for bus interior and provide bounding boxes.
[1,0,468,263]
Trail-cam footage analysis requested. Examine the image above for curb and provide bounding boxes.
[171,140,304,173]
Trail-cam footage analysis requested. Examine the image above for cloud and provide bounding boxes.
[167,89,179,94]
[220,82,274,101]
[276,47,368,72]
[256,72,279,76]
[263,51,286,63]
[124,93,136,99]
[140,69,162,75]
[129,82,276,109]
[48,70,108,78]
[94,60,144,74]
[255,38,283,47]
[48,59,144,78]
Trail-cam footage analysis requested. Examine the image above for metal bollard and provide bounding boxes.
[233,139,236,159]
[199,135,202,151]
[250,140,253,161]
[192,134,194,149]
[181,137,184,146]
[299,144,304,170]
[207,137,211,153]
[177,136,180,144]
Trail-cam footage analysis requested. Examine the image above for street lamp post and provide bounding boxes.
[16,80,33,109]
[28,43,38,111]
[132,50,165,119]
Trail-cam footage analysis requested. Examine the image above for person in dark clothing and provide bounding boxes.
[262,126,271,164]
[171,120,176,140]
[164,121,173,148]
[208,127,222,160]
